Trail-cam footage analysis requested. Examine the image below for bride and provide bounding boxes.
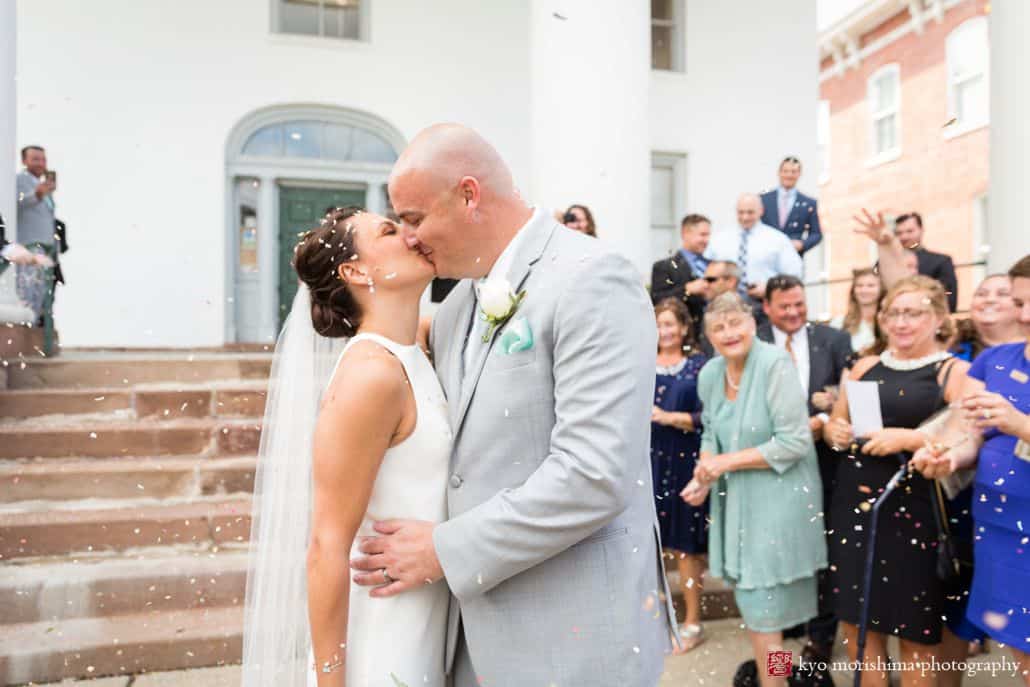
[240,206,451,687]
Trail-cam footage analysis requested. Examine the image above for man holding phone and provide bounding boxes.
[16,145,67,334]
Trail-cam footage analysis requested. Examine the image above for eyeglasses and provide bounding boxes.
[882,308,932,323]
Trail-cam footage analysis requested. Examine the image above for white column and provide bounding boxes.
[257,176,279,342]
[528,0,651,277]
[987,0,1030,273]
[0,2,30,324]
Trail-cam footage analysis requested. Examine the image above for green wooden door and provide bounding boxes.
[278,186,365,329]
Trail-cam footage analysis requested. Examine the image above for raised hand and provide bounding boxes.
[852,208,892,245]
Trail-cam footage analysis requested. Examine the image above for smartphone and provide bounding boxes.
[44,170,57,189]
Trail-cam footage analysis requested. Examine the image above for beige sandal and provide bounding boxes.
[673,623,705,654]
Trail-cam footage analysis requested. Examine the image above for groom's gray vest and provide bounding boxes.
[431,211,676,686]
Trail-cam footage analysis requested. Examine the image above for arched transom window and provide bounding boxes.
[241,120,398,163]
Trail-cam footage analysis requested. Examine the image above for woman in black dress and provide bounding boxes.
[824,276,969,687]
[650,298,708,652]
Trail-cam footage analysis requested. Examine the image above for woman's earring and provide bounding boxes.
[367,276,375,294]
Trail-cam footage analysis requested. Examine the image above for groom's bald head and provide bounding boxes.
[389,123,530,279]
[390,123,514,198]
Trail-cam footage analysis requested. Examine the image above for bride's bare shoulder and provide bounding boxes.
[324,341,407,405]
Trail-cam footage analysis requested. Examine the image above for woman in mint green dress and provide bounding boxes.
[683,293,827,680]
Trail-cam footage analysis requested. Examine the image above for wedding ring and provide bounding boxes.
[983,409,992,420]
[382,569,394,584]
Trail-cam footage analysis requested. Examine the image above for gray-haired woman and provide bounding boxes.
[683,292,826,686]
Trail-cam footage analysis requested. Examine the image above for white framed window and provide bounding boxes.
[817,100,831,184]
[866,64,901,165]
[273,0,366,41]
[945,17,989,137]
[973,193,989,286]
[651,0,685,72]
[649,152,687,268]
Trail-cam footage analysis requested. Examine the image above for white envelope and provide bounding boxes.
[846,379,884,438]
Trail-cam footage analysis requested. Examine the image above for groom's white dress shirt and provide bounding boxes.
[463,208,536,373]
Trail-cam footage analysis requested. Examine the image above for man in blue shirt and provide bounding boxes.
[760,156,823,256]
[707,194,803,303]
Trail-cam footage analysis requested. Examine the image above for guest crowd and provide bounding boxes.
[560,156,1030,686]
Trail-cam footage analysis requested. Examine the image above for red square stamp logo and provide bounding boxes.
[767,650,793,678]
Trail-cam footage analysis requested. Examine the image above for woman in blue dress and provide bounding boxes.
[914,255,1030,681]
[650,298,708,652]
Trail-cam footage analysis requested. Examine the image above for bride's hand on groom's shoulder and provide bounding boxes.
[349,519,444,598]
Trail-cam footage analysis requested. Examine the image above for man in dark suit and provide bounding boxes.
[760,156,823,256]
[758,274,852,663]
[650,213,711,334]
[894,211,958,312]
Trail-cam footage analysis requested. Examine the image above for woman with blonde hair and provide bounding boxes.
[824,275,969,687]
[831,267,882,354]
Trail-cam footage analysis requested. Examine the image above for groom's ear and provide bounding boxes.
[458,176,480,211]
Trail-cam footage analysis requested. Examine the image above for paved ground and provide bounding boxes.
[33,618,1025,686]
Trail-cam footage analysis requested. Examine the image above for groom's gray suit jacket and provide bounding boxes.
[430,211,676,686]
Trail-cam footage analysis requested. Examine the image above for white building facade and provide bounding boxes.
[11,0,819,347]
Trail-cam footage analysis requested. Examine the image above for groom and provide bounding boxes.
[351,124,677,685]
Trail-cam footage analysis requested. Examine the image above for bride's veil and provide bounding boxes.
[241,284,347,686]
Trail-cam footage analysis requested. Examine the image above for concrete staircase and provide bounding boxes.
[0,348,739,685]
[0,350,270,686]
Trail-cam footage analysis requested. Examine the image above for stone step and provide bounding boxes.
[0,388,133,419]
[0,384,267,421]
[0,604,243,685]
[0,456,256,505]
[5,354,272,389]
[0,497,252,561]
[0,550,249,625]
[0,418,261,460]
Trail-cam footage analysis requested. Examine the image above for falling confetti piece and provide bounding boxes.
[982,611,1009,630]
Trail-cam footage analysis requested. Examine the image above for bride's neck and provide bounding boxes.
[356,290,421,345]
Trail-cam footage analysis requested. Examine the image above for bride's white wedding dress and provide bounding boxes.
[308,332,452,687]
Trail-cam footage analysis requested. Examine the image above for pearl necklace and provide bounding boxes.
[725,368,741,390]
[879,349,952,371]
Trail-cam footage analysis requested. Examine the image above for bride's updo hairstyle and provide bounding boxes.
[293,206,365,338]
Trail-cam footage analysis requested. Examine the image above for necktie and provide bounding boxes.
[785,334,797,364]
[737,230,749,285]
[778,194,790,228]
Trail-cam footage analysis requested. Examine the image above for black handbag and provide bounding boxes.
[925,360,974,588]
[931,478,974,588]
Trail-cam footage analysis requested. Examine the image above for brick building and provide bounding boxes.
[817,0,990,314]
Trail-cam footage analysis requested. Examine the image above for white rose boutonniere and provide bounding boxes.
[477,277,527,343]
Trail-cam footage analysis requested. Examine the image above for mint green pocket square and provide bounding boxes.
[498,316,534,355]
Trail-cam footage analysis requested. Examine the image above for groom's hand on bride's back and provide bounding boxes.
[350,519,444,597]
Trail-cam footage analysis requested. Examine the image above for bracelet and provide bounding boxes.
[315,658,344,674]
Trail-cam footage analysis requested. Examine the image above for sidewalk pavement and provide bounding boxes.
[33,618,1023,687]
